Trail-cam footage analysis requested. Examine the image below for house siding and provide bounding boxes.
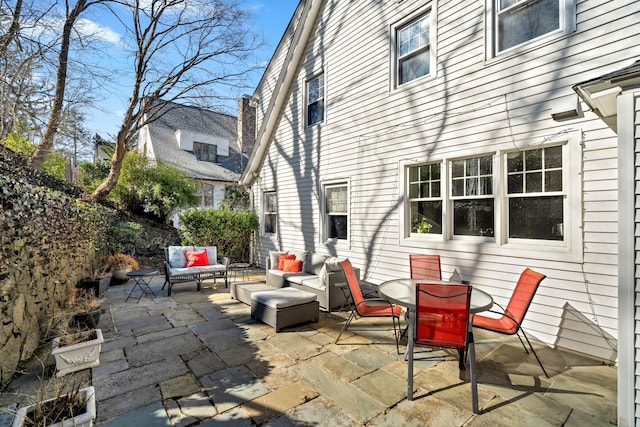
[249,0,639,363]
[633,94,640,426]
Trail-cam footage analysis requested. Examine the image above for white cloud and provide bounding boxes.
[76,18,122,46]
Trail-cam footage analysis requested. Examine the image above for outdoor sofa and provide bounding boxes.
[163,246,229,296]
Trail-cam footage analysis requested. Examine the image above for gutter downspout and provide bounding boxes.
[240,0,325,186]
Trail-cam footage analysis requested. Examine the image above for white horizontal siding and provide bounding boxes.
[249,0,638,363]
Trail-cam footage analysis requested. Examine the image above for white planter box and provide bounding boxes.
[51,329,103,377]
[12,385,96,427]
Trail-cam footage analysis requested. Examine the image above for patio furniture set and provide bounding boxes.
[128,246,547,414]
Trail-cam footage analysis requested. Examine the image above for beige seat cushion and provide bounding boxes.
[251,288,317,309]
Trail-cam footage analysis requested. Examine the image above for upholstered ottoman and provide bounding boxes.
[250,288,319,332]
[231,282,274,305]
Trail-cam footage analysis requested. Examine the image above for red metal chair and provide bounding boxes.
[409,254,442,280]
[472,267,549,377]
[335,259,402,353]
[410,283,478,413]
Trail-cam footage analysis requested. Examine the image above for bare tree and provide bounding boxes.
[91,0,260,200]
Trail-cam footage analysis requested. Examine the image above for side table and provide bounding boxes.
[125,269,159,303]
[229,262,250,282]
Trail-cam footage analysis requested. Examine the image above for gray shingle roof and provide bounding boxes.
[145,100,244,182]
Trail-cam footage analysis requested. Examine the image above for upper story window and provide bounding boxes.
[263,191,277,235]
[408,163,442,235]
[193,141,217,163]
[490,0,576,56]
[306,73,324,127]
[323,182,348,241]
[396,13,431,85]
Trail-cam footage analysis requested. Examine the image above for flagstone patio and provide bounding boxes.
[0,269,617,426]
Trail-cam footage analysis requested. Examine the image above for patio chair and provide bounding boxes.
[472,267,549,377]
[335,259,402,353]
[410,282,478,413]
[409,254,442,280]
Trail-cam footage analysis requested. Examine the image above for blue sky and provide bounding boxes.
[83,1,298,138]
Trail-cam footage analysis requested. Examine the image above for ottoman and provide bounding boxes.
[231,282,274,305]
[251,288,319,332]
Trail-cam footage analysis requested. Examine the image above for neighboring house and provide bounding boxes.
[239,1,640,424]
[139,99,254,223]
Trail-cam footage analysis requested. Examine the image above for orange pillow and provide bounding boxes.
[277,254,296,270]
[184,249,209,267]
[282,259,303,272]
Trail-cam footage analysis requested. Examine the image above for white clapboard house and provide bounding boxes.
[238,1,640,424]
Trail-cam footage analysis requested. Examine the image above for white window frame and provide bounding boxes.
[305,72,325,127]
[405,161,444,238]
[399,132,582,261]
[321,180,349,245]
[485,0,576,60]
[390,4,437,90]
[263,191,277,236]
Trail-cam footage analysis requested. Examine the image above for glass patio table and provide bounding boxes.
[378,278,493,403]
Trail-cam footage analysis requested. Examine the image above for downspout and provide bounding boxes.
[240,0,325,186]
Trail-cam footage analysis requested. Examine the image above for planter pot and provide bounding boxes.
[112,265,133,281]
[76,276,110,297]
[72,309,101,331]
[51,329,103,377]
[11,385,96,427]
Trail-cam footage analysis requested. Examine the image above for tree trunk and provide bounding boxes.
[30,0,87,170]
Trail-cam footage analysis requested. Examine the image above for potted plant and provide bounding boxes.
[11,382,96,427]
[102,253,140,282]
[51,326,104,378]
[76,262,111,298]
[68,288,104,331]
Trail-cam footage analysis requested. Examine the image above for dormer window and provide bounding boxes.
[193,141,217,163]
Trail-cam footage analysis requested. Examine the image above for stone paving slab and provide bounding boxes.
[352,368,407,407]
[200,366,269,413]
[125,330,203,367]
[187,317,237,335]
[99,400,170,426]
[135,324,189,344]
[97,384,161,423]
[265,396,357,427]
[159,373,202,400]
[182,348,227,378]
[164,308,206,327]
[243,380,318,424]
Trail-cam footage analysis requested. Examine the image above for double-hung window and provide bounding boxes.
[193,141,217,163]
[506,145,564,240]
[396,12,432,86]
[408,163,442,234]
[324,183,348,241]
[306,73,324,127]
[263,191,277,235]
[490,0,576,56]
[451,156,495,237]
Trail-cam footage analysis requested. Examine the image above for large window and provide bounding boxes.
[408,163,442,234]
[396,13,431,85]
[263,191,277,235]
[324,183,348,240]
[451,156,495,237]
[491,0,575,55]
[507,145,563,240]
[306,74,324,127]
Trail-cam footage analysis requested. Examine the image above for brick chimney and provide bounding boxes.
[237,95,256,166]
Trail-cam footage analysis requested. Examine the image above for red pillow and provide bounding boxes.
[277,254,296,270]
[282,259,303,272]
[184,249,209,267]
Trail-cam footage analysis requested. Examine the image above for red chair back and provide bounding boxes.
[409,254,442,280]
[339,259,365,308]
[415,283,471,350]
[501,268,546,333]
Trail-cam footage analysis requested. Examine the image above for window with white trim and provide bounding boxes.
[489,0,576,56]
[408,163,442,235]
[506,145,564,240]
[451,156,495,237]
[323,182,348,241]
[193,141,217,162]
[396,12,432,86]
[263,191,277,235]
[306,73,324,127]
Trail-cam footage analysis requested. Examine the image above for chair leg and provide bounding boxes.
[519,328,550,378]
[335,309,357,344]
[468,330,479,414]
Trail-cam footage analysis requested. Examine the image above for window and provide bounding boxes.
[201,182,214,207]
[324,183,348,240]
[193,141,217,162]
[408,163,442,234]
[451,156,495,237]
[491,0,575,55]
[306,74,324,127]
[396,13,431,85]
[264,192,277,234]
[506,146,563,240]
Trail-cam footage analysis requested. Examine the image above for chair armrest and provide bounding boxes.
[220,257,230,267]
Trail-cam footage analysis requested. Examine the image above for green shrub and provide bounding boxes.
[178,208,259,262]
